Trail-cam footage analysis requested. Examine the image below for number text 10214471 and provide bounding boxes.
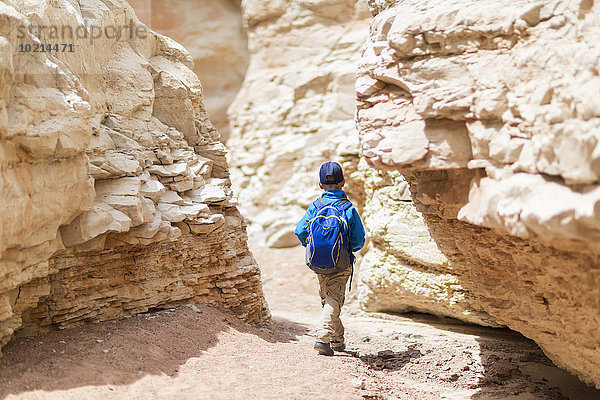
[19,43,74,53]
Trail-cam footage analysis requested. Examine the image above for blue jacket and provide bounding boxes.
[295,190,365,252]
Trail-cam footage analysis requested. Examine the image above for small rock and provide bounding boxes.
[378,350,395,358]
[103,349,109,354]
[107,385,115,391]
[463,365,470,371]
[96,339,104,343]
[59,341,66,344]
[186,304,201,313]
[360,336,371,342]
[350,376,366,389]
[442,365,451,371]
[448,373,460,381]
[405,334,424,339]
[408,350,422,358]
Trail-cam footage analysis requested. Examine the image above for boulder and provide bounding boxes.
[0,0,269,356]
[356,0,600,387]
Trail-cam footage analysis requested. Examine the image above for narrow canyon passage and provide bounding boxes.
[2,0,600,399]
[1,241,598,400]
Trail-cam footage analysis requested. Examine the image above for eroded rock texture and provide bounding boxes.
[356,0,600,387]
[0,0,268,355]
[129,0,248,141]
[358,162,497,326]
[227,0,371,247]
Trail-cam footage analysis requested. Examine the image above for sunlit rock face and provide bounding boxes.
[129,0,248,141]
[227,0,371,248]
[0,0,268,356]
[356,0,600,388]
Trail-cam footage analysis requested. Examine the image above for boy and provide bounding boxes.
[294,161,365,356]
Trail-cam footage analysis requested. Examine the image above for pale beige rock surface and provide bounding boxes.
[356,0,600,387]
[128,0,248,141]
[0,0,268,355]
[227,0,371,248]
[357,161,497,326]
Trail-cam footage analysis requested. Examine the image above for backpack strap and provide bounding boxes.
[332,198,353,212]
[312,197,326,214]
[331,198,355,292]
[349,263,354,293]
[312,197,352,217]
[332,198,348,205]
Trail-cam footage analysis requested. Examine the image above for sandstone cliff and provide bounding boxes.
[128,0,248,141]
[357,163,497,326]
[357,0,600,387]
[0,0,268,355]
[227,0,372,248]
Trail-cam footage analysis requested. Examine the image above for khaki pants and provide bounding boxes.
[316,266,352,344]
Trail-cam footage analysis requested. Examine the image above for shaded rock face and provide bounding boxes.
[357,163,497,326]
[0,0,268,355]
[356,0,600,387]
[227,0,371,248]
[129,0,248,141]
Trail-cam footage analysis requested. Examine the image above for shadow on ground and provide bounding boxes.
[0,304,308,398]
[473,335,600,400]
[396,312,600,400]
[357,347,422,372]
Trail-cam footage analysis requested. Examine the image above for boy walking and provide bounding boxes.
[295,161,365,356]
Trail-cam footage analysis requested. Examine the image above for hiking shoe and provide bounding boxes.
[314,341,334,356]
[330,340,345,352]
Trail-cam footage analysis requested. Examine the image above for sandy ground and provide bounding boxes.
[1,242,599,400]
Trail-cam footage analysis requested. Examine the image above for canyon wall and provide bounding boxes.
[357,0,600,387]
[357,164,497,326]
[225,0,495,327]
[0,0,268,355]
[227,0,372,248]
[128,0,248,141]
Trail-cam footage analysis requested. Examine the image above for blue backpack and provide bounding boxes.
[305,198,354,274]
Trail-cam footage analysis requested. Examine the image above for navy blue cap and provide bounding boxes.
[319,161,344,184]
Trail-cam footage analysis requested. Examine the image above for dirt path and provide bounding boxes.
[1,242,599,400]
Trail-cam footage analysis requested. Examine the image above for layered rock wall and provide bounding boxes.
[0,0,268,355]
[227,0,371,247]
[356,0,600,387]
[128,0,248,141]
[358,164,497,326]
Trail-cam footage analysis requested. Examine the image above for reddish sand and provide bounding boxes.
[1,242,599,400]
